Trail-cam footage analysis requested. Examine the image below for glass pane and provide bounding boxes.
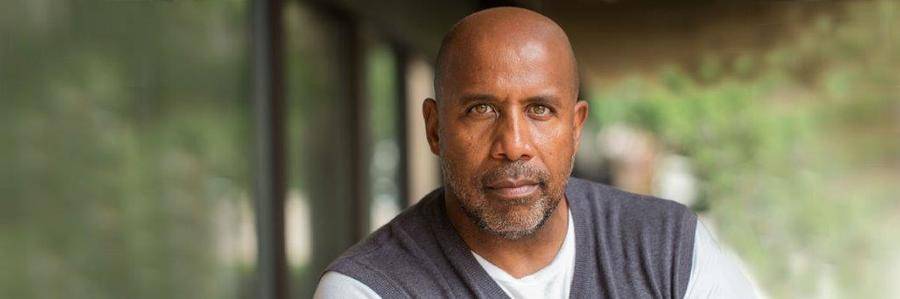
[1,1,255,299]
[282,2,356,298]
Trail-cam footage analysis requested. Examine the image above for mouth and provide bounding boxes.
[484,178,541,199]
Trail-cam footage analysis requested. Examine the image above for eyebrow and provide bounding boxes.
[456,93,498,106]
[524,94,561,106]
[455,93,561,106]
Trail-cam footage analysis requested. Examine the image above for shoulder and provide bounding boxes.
[314,271,381,299]
[567,177,697,250]
[684,220,760,299]
[323,188,448,297]
[566,177,696,226]
[566,177,699,297]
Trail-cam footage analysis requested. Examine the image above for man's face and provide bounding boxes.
[425,37,588,240]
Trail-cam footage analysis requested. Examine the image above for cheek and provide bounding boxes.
[532,123,576,175]
[442,126,492,172]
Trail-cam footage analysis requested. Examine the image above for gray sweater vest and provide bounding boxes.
[325,177,697,298]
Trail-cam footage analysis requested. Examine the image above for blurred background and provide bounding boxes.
[2,0,898,298]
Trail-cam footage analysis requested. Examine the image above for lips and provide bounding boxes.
[484,178,540,198]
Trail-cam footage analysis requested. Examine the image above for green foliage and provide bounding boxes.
[0,1,256,298]
[589,1,899,298]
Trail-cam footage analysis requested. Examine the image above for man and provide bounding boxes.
[315,7,756,298]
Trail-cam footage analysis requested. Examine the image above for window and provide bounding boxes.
[283,3,357,298]
[1,1,255,298]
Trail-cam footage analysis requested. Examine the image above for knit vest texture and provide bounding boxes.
[324,177,697,298]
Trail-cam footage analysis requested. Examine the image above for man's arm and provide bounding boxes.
[684,220,761,299]
[313,271,381,299]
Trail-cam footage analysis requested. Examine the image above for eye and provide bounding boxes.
[528,104,551,117]
[468,104,495,115]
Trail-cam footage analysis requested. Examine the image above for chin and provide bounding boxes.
[472,194,560,240]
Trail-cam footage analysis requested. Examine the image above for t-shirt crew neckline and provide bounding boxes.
[470,209,576,284]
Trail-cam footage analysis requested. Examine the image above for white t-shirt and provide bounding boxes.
[469,210,576,299]
[314,212,759,298]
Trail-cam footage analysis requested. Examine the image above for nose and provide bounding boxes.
[490,111,534,162]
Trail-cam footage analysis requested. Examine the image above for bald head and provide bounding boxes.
[434,7,579,101]
[423,7,589,243]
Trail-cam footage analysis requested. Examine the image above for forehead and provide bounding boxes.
[441,36,575,103]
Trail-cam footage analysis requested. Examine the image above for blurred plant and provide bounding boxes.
[0,1,256,298]
[590,1,899,298]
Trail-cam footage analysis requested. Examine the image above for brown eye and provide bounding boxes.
[470,104,494,115]
[529,105,550,116]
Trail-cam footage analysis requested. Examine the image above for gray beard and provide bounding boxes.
[440,158,564,240]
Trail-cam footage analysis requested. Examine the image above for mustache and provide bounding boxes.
[480,160,550,186]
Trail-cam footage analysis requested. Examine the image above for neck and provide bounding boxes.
[445,192,569,278]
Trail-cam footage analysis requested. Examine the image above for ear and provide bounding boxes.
[423,98,441,156]
[572,100,589,151]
